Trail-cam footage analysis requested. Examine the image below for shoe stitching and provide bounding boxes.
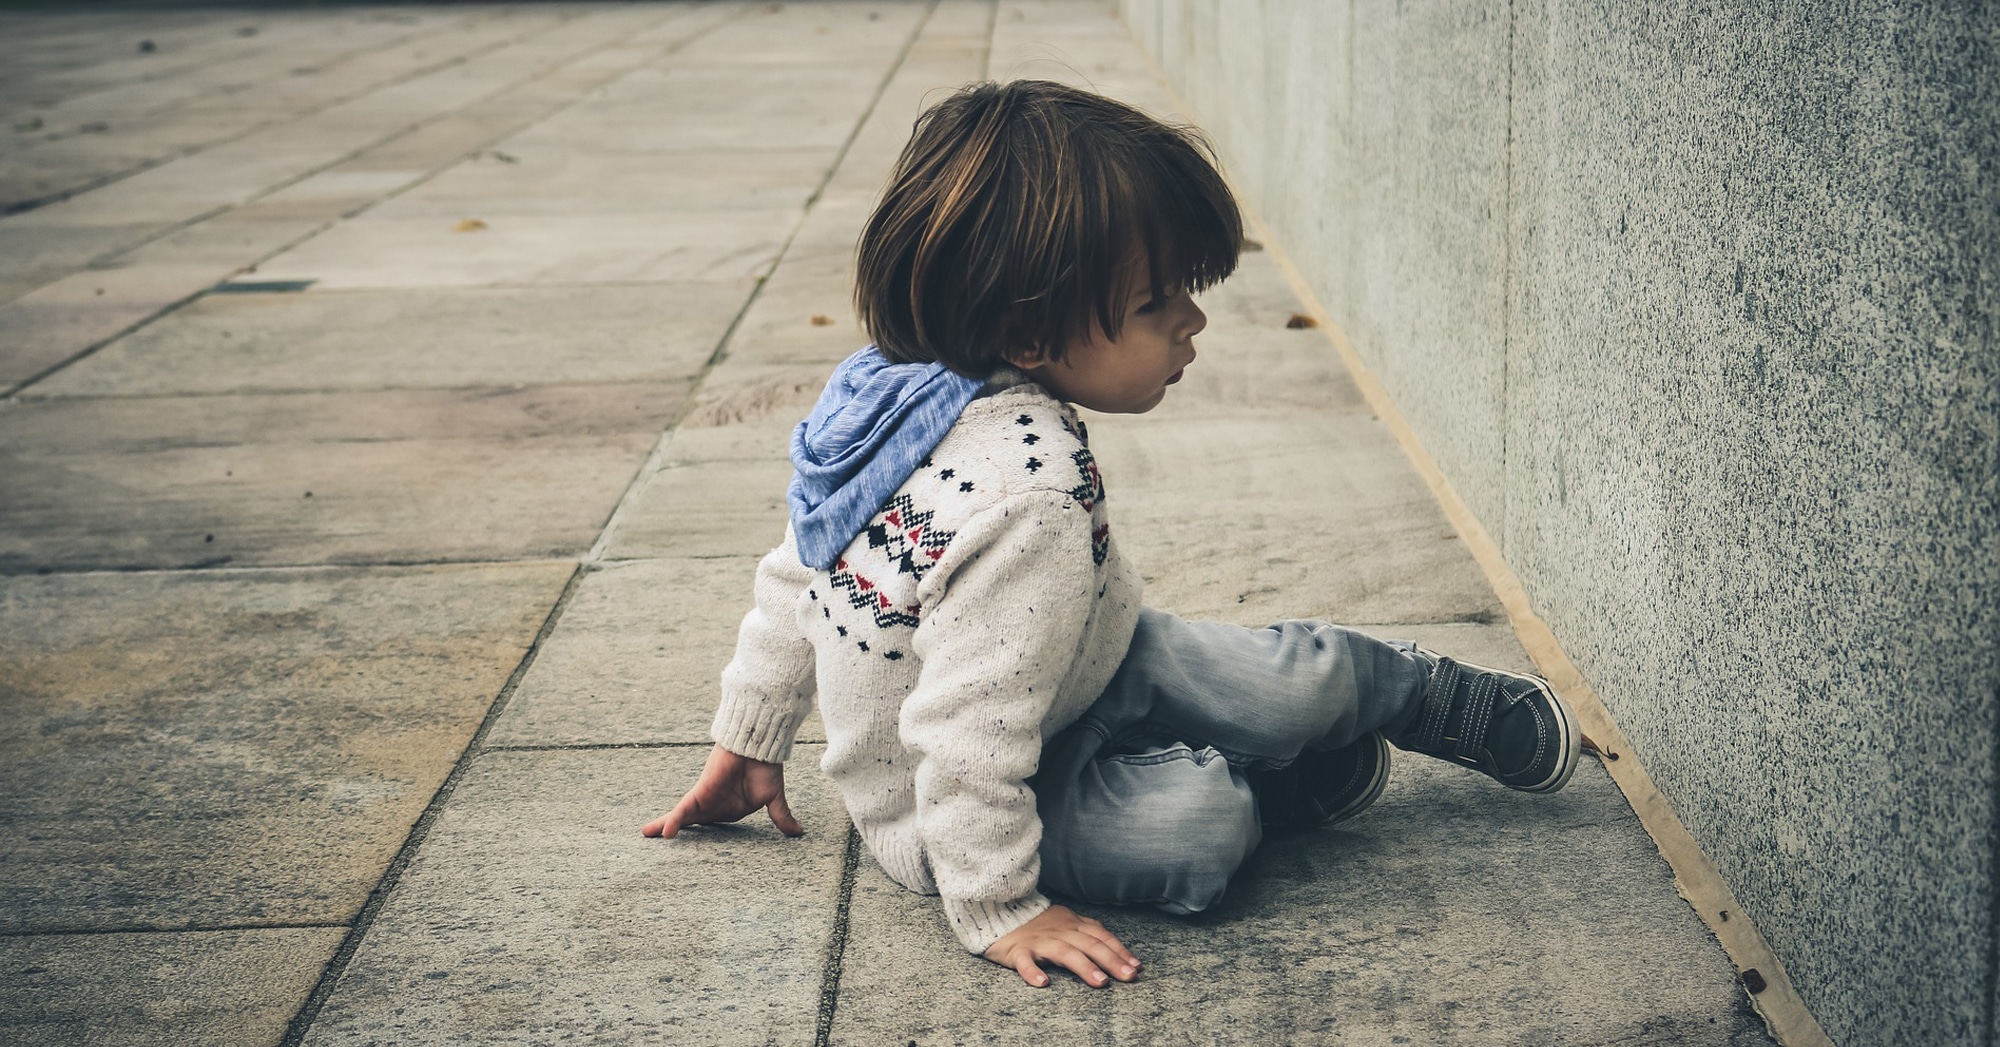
[1459,673,1498,767]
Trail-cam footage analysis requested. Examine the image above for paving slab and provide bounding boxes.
[831,754,1767,1046]
[0,928,346,1047]
[248,207,800,289]
[661,361,830,459]
[0,382,685,571]
[359,148,841,216]
[35,282,749,397]
[300,746,849,1047]
[0,6,658,240]
[1090,409,1506,625]
[0,12,435,136]
[674,0,929,67]
[0,9,571,234]
[0,563,570,932]
[721,268,870,367]
[602,457,797,562]
[0,5,732,387]
[491,557,826,748]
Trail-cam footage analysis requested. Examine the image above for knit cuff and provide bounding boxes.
[710,696,805,765]
[942,893,1051,955]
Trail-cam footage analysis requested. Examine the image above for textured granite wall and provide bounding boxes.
[1118,2,1998,1044]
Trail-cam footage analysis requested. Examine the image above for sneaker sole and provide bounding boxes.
[1448,658,1580,793]
[1323,732,1393,823]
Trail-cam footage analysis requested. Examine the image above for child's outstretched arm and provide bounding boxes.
[643,528,816,839]
[642,744,803,838]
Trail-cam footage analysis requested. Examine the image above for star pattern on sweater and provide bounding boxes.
[827,493,956,631]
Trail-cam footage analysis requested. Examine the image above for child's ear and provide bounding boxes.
[1002,345,1051,369]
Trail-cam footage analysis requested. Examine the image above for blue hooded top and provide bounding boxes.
[788,347,986,569]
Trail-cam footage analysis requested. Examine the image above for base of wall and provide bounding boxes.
[1245,207,1838,1047]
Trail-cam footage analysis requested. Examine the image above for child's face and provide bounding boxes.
[1009,276,1207,414]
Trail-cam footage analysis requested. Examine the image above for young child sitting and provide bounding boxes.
[641,79,1580,990]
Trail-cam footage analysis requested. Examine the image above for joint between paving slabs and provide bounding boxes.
[278,559,590,1047]
[814,826,864,1047]
[585,0,941,565]
[0,919,351,940]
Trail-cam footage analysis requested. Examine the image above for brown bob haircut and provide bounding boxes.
[855,80,1242,376]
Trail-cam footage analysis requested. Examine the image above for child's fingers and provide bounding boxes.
[648,803,696,843]
[765,791,805,837]
[1009,953,1051,988]
[1039,941,1113,988]
[642,793,710,838]
[1066,931,1139,983]
[1074,921,1141,970]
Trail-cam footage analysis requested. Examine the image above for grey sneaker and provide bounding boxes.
[1390,654,1580,793]
[1249,732,1392,830]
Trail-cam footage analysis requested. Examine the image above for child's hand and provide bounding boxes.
[983,905,1141,988]
[641,744,805,838]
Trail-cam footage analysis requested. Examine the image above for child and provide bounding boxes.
[641,80,1580,990]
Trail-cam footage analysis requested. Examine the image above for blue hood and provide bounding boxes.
[789,347,984,569]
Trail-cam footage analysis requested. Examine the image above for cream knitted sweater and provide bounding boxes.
[709,374,1144,953]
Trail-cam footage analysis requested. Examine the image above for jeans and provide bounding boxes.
[1032,607,1428,914]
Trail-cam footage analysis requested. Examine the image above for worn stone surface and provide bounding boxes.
[301,747,849,1047]
[35,283,746,396]
[0,563,569,932]
[0,928,346,1047]
[0,382,684,570]
[247,207,802,290]
[491,557,826,749]
[1093,411,1504,626]
[602,457,797,562]
[834,756,1768,1047]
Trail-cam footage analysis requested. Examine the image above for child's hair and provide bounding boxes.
[855,80,1242,376]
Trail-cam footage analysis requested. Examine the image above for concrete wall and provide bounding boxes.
[1116,1,1998,1044]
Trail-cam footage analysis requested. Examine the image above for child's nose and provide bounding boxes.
[1182,297,1207,338]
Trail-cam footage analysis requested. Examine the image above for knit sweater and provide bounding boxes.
[709,372,1144,953]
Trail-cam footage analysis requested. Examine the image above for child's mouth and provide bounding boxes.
[1166,369,1185,385]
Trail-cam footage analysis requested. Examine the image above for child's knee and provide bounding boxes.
[1150,809,1259,914]
[1040,745,1261,911]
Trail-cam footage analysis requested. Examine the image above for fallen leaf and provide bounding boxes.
[15,117,43,132]
[1285,313,1317,329]
[138,39,155,53]
[810,314,834,327]
[453,219,488,233]
[1738,969,1767,994]
[1241,236,1264,252]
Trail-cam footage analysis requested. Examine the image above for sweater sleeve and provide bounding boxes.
[898,490,1100,953]
[710,526,818,764]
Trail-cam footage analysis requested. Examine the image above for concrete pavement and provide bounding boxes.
[1,3,1776,1044]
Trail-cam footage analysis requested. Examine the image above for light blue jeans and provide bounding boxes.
[1032,608,1428,914]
